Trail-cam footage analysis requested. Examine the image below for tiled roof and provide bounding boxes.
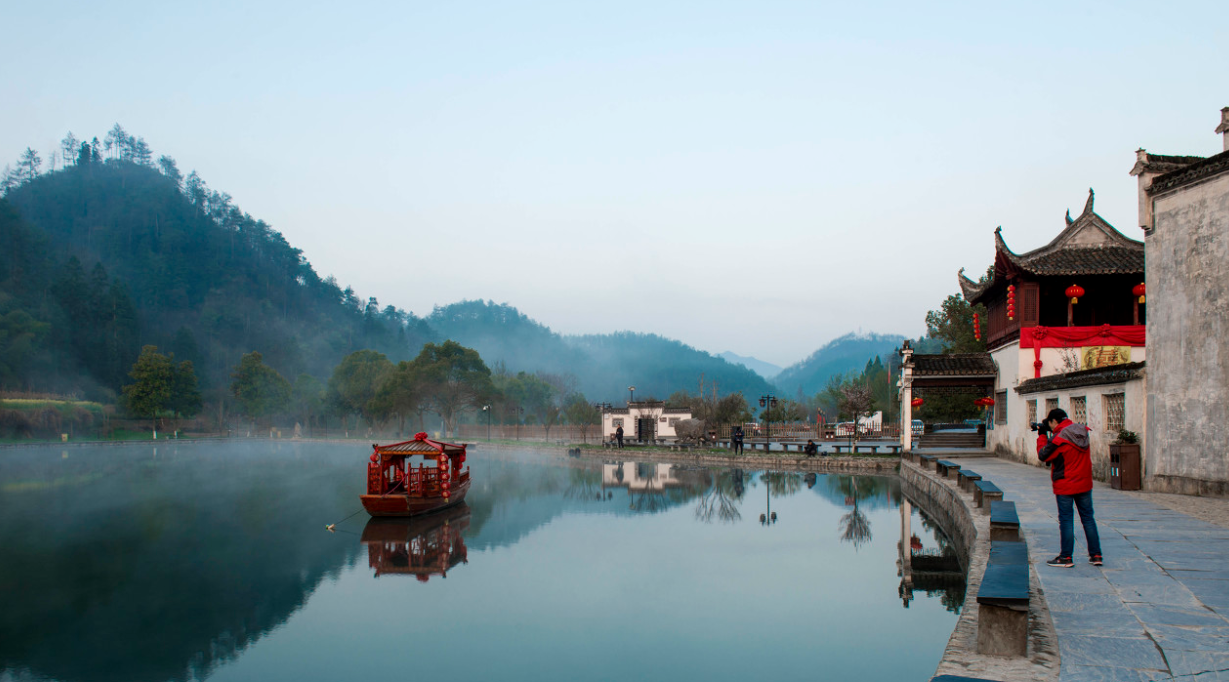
[1015,362,1145,394]
[912,353,997,377]
[1148,149,1229,195]
[959,189,1143,303]
[1129,152,1206,177]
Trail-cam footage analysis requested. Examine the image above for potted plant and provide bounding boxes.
[1109,429,1141,490]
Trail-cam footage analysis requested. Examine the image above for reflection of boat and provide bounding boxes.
[361,504,470,580]
[361,432,471,517]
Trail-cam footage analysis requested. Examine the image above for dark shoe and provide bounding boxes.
[1047,556,1074,568]
[1089,555,1103,566]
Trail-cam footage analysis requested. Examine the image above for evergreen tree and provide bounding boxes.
[230,351,291,428]
[122,345,174,434]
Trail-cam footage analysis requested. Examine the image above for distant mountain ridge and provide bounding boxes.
[773,332,907,396]
[717,351,782,380]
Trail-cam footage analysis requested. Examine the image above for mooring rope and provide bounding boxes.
[325,507,367,532]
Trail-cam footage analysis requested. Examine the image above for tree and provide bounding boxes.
[562,393,599,443]
[326,349,393,430]
[414,340,492,437]
[167,360,203,429]
[122,345,174,435]
[103,123,128,161]
[370,360,423,436]
[15,148,41,184]
[0,309,49,389]
[230,351,291,429]
[839,382,874,444]
[291,374,325,434]
[713,392,751,426]
[60,133,79,167]
[158,156,182,187]
[925,293,988,353]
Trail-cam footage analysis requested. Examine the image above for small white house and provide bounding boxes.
[601,401,693,442]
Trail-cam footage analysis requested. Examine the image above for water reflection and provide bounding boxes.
[897,497,966,612]
[361,504,470,581]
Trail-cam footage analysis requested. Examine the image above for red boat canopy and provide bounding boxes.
[373,432,467,457]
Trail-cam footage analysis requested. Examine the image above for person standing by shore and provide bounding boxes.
[1037,408,1103,567]
[615,424,624,449]
[732,426,744,455]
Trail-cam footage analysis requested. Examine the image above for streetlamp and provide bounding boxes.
[482,405,491,442]
[628,386,636,405]
[758,394,778,453]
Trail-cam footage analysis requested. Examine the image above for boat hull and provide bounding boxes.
[360,477,471,517]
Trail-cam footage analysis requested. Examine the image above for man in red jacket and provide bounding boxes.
[1037,408,1103,567]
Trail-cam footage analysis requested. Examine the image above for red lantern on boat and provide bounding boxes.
[911,397,924,407]
[370,453,377,463]
[1133,282,1146,304]
[1066,284,1085,305]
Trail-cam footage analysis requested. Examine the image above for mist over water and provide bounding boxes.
[1,442,962,682]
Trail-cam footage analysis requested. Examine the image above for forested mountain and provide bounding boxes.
[773,332,907,397]
[1,130,430,399]
[427,300,774,401]
[0,128,773,406]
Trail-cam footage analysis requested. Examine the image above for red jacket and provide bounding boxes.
[1037,419,1093,495]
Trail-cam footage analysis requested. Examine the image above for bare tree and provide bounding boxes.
[15,148,41,183]
[695,470,741,523]
[60,132,79,167]
[840,382,874,444]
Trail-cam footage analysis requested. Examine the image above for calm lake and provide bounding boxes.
[0,442,963,682]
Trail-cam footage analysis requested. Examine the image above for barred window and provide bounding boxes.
[1045,397,1059,416]
[1070,396,1087,424]
[667,418,679,426]
[1027,400,1037,424]
[612,418,624,427]
[994,390,1007,424]
[1105,393,1125,433]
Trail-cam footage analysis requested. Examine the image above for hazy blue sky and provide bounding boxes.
[3,0,1225,366]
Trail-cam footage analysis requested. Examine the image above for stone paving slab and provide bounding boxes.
[960,457,1229,681]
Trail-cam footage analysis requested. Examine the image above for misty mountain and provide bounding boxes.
[0,141,773,404]
[429,300,774,402]
[773,332,907,396]
[717,351,782,380]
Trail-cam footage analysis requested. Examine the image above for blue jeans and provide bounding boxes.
[1057,490,1102,558]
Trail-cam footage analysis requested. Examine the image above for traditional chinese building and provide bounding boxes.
[956,190,1147,476]
[600,400,692,442]
[1130,107,1229,495]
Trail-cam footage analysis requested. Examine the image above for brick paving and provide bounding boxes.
[962,457,1229,681]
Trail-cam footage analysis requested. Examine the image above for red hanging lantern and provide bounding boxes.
[1066,284,1085,305]
[972,312,981,340]
[1133,282,1146,304]
[1007,284,1016,321]
[369,453,377,463]
[910,397,923,407]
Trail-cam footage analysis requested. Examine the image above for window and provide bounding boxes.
[1027,400,1037,425]
[612,418,624,427]
[1105,393,1125,432]
[667,418,679,427]
[994,390,1007,424]
[1070,396,1087,424]
[1045,397,1059,417]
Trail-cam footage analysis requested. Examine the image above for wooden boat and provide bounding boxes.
[361,432,471,517]
[360,503,470,580]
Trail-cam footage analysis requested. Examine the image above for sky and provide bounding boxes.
[2,0,1226,367]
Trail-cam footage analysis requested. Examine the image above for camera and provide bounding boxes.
[1030,421,1049,433]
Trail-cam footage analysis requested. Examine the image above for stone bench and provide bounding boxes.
[884,444,903,455]
[957,470,982,492]
[976,539,1031,657]
[990,500,1021,542]
[919,454,938,470]
[854,444,880,453]
[832,445,848,454]
[973,480,1003,511]
[931,676,1005,682]
[936,459,961,479]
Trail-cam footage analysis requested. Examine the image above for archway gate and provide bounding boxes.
[897,342,997,452]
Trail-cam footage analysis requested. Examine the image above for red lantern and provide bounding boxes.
[1007,285,1016,321]
[1133,282,1146,304]
[369,453,377,463]
[972,312,981,341]
[911,397,924,407]
[1066,284,1085,305]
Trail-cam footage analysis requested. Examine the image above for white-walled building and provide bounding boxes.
[600,401,693,442]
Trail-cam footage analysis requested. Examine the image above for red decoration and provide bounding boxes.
[1021,325,1145,377]
[370,453,377,463]
[1065,284,1085,305]
[972,312,981,341]
[1133,282,1146,304]
[910,397,924,407]
[1007,285,1016,321]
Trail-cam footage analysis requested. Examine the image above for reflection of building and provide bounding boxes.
[600,401,692,442]
[897,497,964,609]
[601,462,681,491]
[954,190,1147,476]
[1133,108,1229,494]
[360,504,470,581]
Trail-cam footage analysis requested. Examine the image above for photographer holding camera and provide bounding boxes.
[1035,408,1102,568]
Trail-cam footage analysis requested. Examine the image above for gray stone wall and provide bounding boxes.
[1146,173,1229,494]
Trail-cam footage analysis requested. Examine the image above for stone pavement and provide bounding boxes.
[964,457,1229,681]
